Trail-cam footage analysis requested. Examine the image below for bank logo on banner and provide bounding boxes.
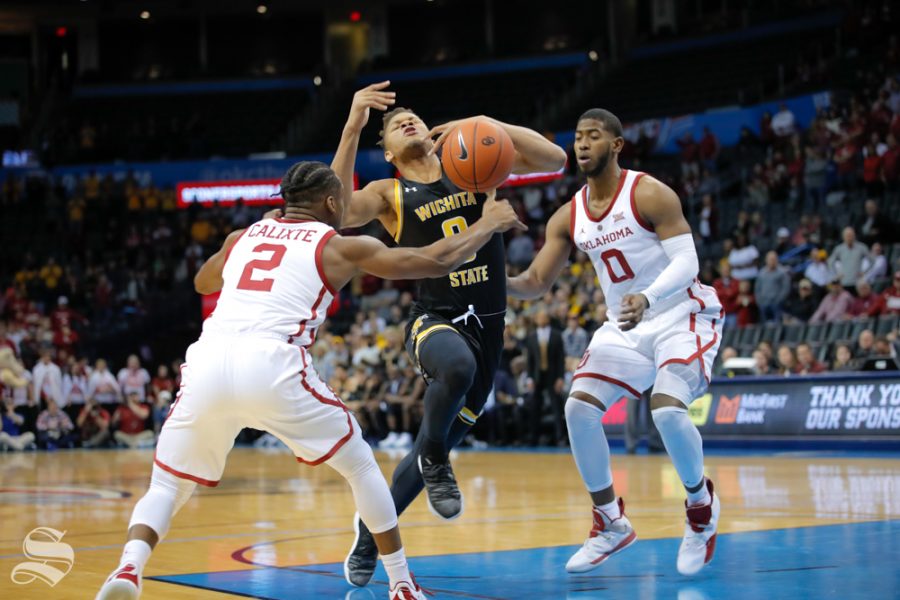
[689,393,712,426]
[10,527,74,587]
[715,395,740,424]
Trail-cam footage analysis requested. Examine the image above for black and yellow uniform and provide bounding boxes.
[388,172,507,514]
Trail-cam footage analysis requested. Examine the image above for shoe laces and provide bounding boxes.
[421,459,460,497]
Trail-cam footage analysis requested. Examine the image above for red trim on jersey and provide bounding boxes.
[153,454,220,487]
[222,228,249,267]
[289,285,328,345]
[629,172,654,232]
[315,229,338,296]
[687,285,706,310]
[293,347,354,466]
[572,372,641,399]
[569,195,577,241]
[658,308,723,382]
[582,169,628,223]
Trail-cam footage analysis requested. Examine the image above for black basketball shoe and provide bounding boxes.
[344,513,378,587]
[418,454,464,520]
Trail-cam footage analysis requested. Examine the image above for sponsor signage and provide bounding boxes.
[602,373,900,438]
[176,179,282,207]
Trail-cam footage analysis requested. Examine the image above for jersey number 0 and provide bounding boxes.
[441,216,476,264]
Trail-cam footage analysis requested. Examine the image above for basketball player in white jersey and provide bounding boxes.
[508,109,723,576]
[97,160,525,600]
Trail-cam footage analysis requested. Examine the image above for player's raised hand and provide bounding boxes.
[482,190,527,233]
[345,81,396,133]
[618,294,649,331]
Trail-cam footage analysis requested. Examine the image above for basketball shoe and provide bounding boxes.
[389,574,428,600]
[344,513,378,587]
[418,454,463,520]
[96,562,141,600]
[565,498,637,573]
[677,478,720,576]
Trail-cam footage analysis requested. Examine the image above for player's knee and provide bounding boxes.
[565,395,604,427]
[652,363,701,409]
[149,465,196,514]
[439,350,476,394]
[327,433,378,481]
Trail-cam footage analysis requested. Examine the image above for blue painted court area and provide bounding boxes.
[149,520,900,599]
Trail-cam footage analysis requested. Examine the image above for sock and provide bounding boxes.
[565,397,614,493]
[651,406,708,505]
[381,547,411,587]
[685,478,711,506]
[120,539,152,570]
[595,498,621,520]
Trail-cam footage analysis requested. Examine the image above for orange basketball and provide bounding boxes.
[441,117,515,193]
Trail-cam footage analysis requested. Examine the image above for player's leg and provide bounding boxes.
[652,309,723,575]
[564,326,654,574]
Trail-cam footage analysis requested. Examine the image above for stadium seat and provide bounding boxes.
[848,318,876,342]
[826,321,852,343]
[781,323,807,344]
[721,327,737,350]
[804,323,828,343]
[760,323,783,345]
[875,315,899,336]
[737,324,763,348]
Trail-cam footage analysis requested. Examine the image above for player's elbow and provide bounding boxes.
[194,274,216,295]
[548,146,568,171]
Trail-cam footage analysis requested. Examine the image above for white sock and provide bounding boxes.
[651,406,708,505]
[565,397,614,493]
[120,539,152,570]
[381,548,411,587]
[594,498,621,520]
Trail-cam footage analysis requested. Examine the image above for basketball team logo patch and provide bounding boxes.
[10,527,75,587]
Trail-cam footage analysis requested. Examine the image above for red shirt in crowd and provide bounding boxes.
[699,132,719,161]
[713,276,741,314]
[114,403,148,435]
[882,286,900,315]
[883,145,900,182]
[863,154,883,183]
[847,293,885,318]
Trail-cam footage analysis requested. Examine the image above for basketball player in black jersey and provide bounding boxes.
[334,82,566,587]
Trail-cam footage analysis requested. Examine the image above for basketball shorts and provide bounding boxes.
[154,333,357,487]
[405,306,505,427]
[571,297,723,406]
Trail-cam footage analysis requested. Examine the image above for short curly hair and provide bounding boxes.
[278,161,342,207]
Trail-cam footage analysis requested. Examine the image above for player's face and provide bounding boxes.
[574,119,623,177]
[383,112,432,161]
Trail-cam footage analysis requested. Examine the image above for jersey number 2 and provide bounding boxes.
[600,249,635,283]
[237,244,287,292]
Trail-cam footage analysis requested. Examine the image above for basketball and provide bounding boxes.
[441,117,516,193]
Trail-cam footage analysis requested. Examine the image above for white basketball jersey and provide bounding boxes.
[570,169,719,321]
[203,218,337,346]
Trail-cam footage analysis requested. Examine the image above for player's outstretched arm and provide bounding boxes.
[330,82,398,230]
[325,195,526,283]
[507,202,572,299]
[428,116,567,174]
[194,229,245,295]
[618,176,697,331]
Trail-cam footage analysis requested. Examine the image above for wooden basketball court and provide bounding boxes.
[2,446,898,599]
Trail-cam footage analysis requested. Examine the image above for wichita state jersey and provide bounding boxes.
[391,173,507,315]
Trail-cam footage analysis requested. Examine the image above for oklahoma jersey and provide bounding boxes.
[203,218,336,347]
[570,169,718,320]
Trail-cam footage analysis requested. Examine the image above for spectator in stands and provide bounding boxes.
[755,251,791,322]
[874,336,894,357]
[752,350,771,376]
[88,358,121,408]
[735,280,758,327]
[699,126,720,172]
[796,343,827,375]
[847,279,885,318]
[772,103,797,141]
[729,232,760,280]
[525,311,565,446]
[831,343,857,372]
[864,242,888,283]
[0,396,35,451]
[882,271,900,315]
[883,133,899,196]
[856,199,895,246]
[862,143,884,198]
[506,229,536,269]
[77,396,110,448]
[775,345,798,376]
[677,132,700,180]
[117,354,150,402]
[773,227,793,256]
[810,279,855,323]
[805,249,833,289]
[828,227,871,289]
[112,391,154,448]
[562,316,588,364]
[804,146,828,211]
[36,398,75,449]
[150,364,175,400]
[783,279,819,323]
[759,112,775,149]
[32,348,63,407]
[856,329,876,359]
[713,263,740,328]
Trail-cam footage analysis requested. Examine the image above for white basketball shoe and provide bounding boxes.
[566,498,637,573]
[677,477,720,576]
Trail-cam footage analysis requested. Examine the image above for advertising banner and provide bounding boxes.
[602,373,900,439]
